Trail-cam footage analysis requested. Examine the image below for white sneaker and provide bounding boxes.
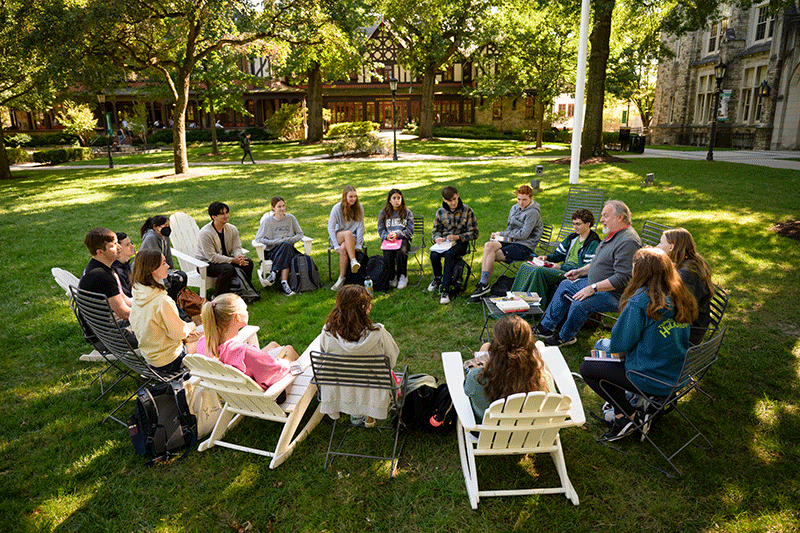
[389,276,398,288]
[281,281,295,296]
[427,278,441,293]
[331,276,345,291]
[440,292,450,304]
[397,275,408,289]
[265,271,276,286]
[350,258,361,273]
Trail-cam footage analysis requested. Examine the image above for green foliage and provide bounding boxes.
[325,132,389,157]
[265,103,304,141]
[55,101,97,146]
[326,121,380,138]
[32,147,92,164]
[4,133,32,147]
[145,128,276,146]
[5,147,30,164]
[11,132,81,147]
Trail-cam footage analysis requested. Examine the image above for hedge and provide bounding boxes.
[5,147,31,164]
[326,122,380,138]
[6,132,80,147]
[32,147,93,165]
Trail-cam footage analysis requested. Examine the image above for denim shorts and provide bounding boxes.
[500,242,531,261]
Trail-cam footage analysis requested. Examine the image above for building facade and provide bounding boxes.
[652,4,800,150]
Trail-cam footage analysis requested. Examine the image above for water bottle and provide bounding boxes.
[364,277,373,298]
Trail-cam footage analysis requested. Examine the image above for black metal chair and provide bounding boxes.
[546,186,605,253]
[309,351,408,477]
[71,287,184,426]
[406,214,426,286]
[597,328,726,479]
[640,220,672,248]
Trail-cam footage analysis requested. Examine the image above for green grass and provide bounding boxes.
[398,138,571,158]
[1,154,800,532]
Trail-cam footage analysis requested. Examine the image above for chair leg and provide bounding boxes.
[198,403,237,452]
[327,248,333,281]
[457,422,480,509]
[550,436,579,505]
[269,387,324,469]
[103,378,153,426]
[91,360,134,404]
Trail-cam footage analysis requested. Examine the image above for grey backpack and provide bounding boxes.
[288,254,322,293]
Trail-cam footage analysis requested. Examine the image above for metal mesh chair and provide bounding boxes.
[406,214,426,285]
[547,186,605,253]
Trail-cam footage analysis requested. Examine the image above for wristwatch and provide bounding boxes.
[591,283,598,292]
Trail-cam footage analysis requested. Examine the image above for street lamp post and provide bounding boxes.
[706,62,727,162]
[389,77,398,161]
[96,94,114,169]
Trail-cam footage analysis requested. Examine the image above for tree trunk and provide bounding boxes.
[419,63,437,139]
[580,0,615,160]
[0,119,11,180]
[536,96,544,149]
[209,101,219,156]
[306,62,324,143]
[172,72,191,174]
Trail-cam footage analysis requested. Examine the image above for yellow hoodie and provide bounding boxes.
[130,283,195,368]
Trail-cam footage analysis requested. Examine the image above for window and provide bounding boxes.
[668,96,675,123]
[492,100,502,120]
[707,20,727,54]
[435,100,461,124]
[754,5,775,41]
[525,97,534,119]
[740,65,768,123]
[675,37,682,60]
[568,104,574,117]
[328,102,364,124]
[696,73,715,123]
[558,103,567,116]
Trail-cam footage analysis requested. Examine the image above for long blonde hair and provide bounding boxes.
[199,293,246,358]
[340,185,363,222]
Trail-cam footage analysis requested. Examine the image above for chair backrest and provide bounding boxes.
[675,327,726,395]
[554,186,605,244]
[413,214,424,241]
[308,351,401,410]
[640,220,672,248]
[169,212,202,272]
[535,224,554,255]
[477,392,574,451]
[183,354,287,419]
[70,286,169,381]
[52,267,80,297]
[706,285,729,339]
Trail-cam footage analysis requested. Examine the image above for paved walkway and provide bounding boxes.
[624,148,800,170]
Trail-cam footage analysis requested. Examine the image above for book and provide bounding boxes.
[512,291,540,304]
[583,350,623,362]
[430,240,454,252]
[463,352,489,371]
[494,298,530,313]
[381,239,402,250]
[529,257,557,268]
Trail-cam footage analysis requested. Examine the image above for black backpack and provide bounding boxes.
[128,379,197,465]
[400,374,456,432]
[450,257,471,295]
[365,255,390,291]
[490,275,515,296]
[344,249,369,285]
[288,254,322,293]
[230,267,261,303]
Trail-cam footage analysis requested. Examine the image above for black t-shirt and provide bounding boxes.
[679,267,711,345]
[79,258,121,299]
[111,260,132,298]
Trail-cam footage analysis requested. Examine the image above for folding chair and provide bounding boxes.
[407,214,426,285]
[704,285,729,340]
[640,220,672,248]
[181,335,325,469]
[546,186,605,253]
[70,287,185,426]
[327,243,369,281]
[496,223,553,279]
[251,210,314,287]
[597,328,726,479]
[442,341,585,509]
[309,351,409,477]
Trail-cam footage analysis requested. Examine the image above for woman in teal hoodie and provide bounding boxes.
[579,247,697,441]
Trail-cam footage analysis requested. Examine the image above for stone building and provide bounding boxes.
[651,4,800,150]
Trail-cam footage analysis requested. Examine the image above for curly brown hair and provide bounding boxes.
[324,285,378,342]
[619,247,698,323]
[481,315,549,402]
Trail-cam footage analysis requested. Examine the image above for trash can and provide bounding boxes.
[630,135,645,153]
[619,128,631,151]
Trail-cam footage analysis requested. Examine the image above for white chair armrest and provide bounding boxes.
[251,240,266,261]
[538,342,586,426]
[301,236,313,255]
[263,334,321,399]
[171,248,209,269]
[442,351,478,430]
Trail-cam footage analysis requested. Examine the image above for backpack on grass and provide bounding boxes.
[450,258,471,295]
[230,267,261,303]
[365,255,390,291]
[288,254,322,293]
[400,374,456,432]
[128,379,197,465]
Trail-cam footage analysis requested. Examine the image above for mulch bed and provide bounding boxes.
[553,155,631,165]
[772,220,800,244]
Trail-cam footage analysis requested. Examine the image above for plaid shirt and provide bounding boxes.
[432,200,479,242]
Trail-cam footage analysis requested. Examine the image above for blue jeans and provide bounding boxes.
[430,241,469,293]
[539,278,619,341]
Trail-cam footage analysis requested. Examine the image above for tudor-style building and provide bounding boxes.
[651,4,800,150]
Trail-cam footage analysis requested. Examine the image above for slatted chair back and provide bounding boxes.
[169,211,202,273]
[477,392,573,452]
[534,223,554,255]
[706,285,729,340]
[552,186,605,246]
[407,214,426,284]
[640,220,672,248]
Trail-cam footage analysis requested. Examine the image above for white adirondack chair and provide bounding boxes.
[442,341,585,509]
[52,267,110,362]
[182,335,325,469]
[251,211,313,286]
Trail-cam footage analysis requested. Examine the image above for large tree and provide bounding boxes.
[85,0,309,175]
[381,0,491,139]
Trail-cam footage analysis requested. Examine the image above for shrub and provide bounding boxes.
[326,121,379,138]
[402,121,419,135]
[326,132,389,157]
[28,132,80,147]
[5,147,30,164]
[432,124,506,140]
[66,147,93,161]
[602,131,620,145]
[32,147,93,164]
[5,134,32,148]
[149,129,173,145]
[265,103,303,141]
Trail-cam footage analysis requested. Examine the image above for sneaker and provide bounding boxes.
[331,276,345,291]
[281,281,295,296]
[397,275,408,289]
[264,271,276,286]
[534,323,553,338]
[639,410,653,441]
[602,402,616,423]
[603,411,641,442]
[389,276,398,288]
[440,292,451,305]
[543,334,577,347]
[350,258,361,273]
[427,277,441,293]
[471,282,490,299]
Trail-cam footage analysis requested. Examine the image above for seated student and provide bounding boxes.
[579,247,698,441]
[464,315,556,421]
[254,196,304,297]
[428,185,479,304]
[196,293,298,394]
[320,285,400,427]
[140,215,188,301]
[377,188,414,289]
[130,249,201,374]
[79,227,132,320]
[471,185,543,299]
[111,232,136,298]
[328,185,365,291]
[196,201,257,298]
[511,209,600,308]
[656,228,714,345]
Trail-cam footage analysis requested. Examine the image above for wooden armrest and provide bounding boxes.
[441,351,478,429]
[539,341,586,425]
[264,333,322,399]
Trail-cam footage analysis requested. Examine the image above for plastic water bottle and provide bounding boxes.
[364,277,373,298]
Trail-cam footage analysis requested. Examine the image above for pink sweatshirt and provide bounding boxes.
[196,337,290,390]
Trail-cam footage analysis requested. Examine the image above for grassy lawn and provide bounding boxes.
[398,138,571,158]
[1,155,799,532]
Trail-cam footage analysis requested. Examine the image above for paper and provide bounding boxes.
[430,240,454,252]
